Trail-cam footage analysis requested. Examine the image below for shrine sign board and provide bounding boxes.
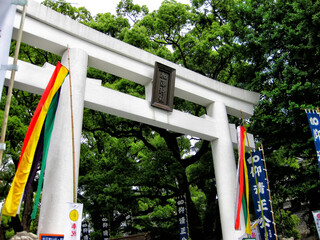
[151,62,176,112]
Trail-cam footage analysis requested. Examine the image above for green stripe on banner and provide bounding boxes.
[242,192,247,225]
[31,89,61,219]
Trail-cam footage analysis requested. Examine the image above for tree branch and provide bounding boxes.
[181,140,209,168]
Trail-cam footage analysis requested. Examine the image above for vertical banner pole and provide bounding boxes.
[260,145,278,240]
[0,3,27,167]
[67,45,77,203]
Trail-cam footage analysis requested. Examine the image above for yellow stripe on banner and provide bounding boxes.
[239,112,255,236]
[1,66,68,216]
[243,153,251,234]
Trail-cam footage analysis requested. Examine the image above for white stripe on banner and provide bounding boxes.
[0,0,17,99]
[65,202,83,240]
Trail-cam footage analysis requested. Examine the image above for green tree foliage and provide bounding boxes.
[1,0,320,239]
[42,0,93,22]
[85,13,130,38]
[116,0,149,24]
[228,0,320,236]
[79,107,212,239]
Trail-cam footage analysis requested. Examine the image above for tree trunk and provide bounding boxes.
[0,227,6,240]
[22,184,34,232]
[203,183,221,240]
[186,195,205,240]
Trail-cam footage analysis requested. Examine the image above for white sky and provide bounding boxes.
[32,0,192,16]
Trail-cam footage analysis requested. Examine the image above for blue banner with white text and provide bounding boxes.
[176,195,189,240]
[306,111,320,178]
[246,150,276,240]
[81,221,90,240]
[102,218,110,240]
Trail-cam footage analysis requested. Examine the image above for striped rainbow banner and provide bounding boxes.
[1,62,68,216]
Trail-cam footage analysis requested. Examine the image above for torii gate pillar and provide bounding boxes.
[207,102,244,239]
[37,48,88,235]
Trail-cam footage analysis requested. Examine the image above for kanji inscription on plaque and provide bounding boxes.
[151,62,176,111]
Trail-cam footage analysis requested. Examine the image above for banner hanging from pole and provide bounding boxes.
[246,150,277,240]
[176,195,189,240]
[251,220,261,240]
[65,202,83,240]
[1,63,68,217]
[102,217,110,240]
[81,220,90,240]
[235,126,251,234]
[305,110,320,178]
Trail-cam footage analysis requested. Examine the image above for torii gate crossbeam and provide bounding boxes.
[5,1,260,239]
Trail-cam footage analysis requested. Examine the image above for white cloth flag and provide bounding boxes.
[65,202,83,240]
[0,0,17,99]
[312,210,320,239]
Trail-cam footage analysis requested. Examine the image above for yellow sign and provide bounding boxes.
[69,209,79,222]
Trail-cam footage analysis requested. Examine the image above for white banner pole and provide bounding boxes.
[0,1,28,167]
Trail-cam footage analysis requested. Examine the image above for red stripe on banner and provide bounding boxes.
[17,63,62,167]
[235,126,246,230]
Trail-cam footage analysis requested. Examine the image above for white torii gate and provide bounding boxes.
[7,1,260,239]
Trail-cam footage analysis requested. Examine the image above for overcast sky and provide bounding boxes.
[32,0,192,16]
